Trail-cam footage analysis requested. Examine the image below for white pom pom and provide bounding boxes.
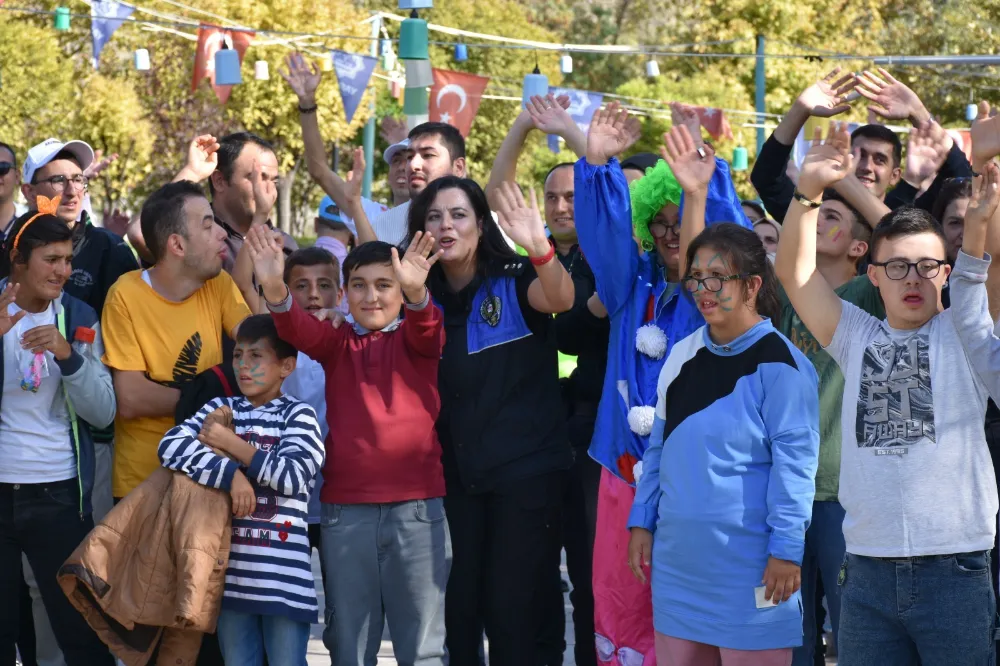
[635,323,667,359]
[632,460,644,485]
[627,405,656,436]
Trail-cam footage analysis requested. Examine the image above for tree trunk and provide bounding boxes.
[277,158,299,235]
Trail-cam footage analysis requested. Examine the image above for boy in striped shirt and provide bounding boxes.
[158,314,324,665]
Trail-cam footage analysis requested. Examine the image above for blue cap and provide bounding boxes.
[318,196,344,224]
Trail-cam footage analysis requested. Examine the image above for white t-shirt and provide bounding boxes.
[826,297,998,557]
[0,302,74,483]
[342,197,389,238]
[370,201,411,247]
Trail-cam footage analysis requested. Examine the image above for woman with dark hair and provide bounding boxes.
[932,177,972,264]
[406,175,575,665]
[627,127,819,666]
[0,199,116,665]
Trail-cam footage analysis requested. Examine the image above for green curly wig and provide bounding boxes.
[629,159,682,251]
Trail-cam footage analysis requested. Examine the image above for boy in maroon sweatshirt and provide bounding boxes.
[246,226,449,666]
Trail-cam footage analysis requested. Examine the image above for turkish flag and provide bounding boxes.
[429,69,491,137]
[695,106,733,141]
[192,24,254,105]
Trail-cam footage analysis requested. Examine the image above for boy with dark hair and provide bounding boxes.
[248,227,450,666]
[158,313,324,665]
[777,123,999,665]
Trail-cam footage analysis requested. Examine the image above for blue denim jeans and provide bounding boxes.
[216,609,310,666]
[838,551,996,666]
[792,501,845,666]
[320,499,451,666]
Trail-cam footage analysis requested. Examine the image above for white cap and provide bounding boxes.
[383,139,410,165]
[22,138,95,184]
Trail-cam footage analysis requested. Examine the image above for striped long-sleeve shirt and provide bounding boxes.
[158,395,325,624]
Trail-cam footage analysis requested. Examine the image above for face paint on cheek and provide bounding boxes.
[719,295,734,312]
[247,361,268,386]
[826,225,841,239]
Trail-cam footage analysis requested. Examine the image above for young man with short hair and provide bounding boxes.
[102,181,251,500]
[751,69,971,226]
[776,123,998,665]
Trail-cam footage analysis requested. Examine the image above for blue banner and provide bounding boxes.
[547,87,603,153]
[91,1,135,68]
[332,50,378,124]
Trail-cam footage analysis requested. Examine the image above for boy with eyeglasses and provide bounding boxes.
[777,123,999,665]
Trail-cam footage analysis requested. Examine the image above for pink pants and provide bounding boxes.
[654,633,792,666]
[593,468,656,665]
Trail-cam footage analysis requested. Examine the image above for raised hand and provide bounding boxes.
[245,225,286,298]
[280,52,321,104]
[903,120,953,186]
[0,284,26,337]
[855,68,928,123]
[525,94,575,136]
[669,102,704,149]
[660,125,716,195]
[798,122,854,198]
[391,231,441,302]
[83,150,119,179]
[490,182,550,257]
[794,68,856,118]
[249,159,278,225]
[966,161,1000,229]
[586,102,643,166]
[971,100,1000,171]
[345,147,366,205]
[182,134,220,182]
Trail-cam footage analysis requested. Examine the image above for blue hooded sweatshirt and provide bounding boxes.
[573,156,752,482]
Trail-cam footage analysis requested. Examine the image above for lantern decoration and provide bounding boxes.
[405,59,434,88]
[732,146,749,172]
[381,39,392,55]
[560,55,573,74]
[403,85,429,115]
[134,48,151,71]
[214,39,242,86]
[522,65,549,108]
[455,43,469,62]
[646,59,660,78]
[398,10,429,60]
[54,6,71,31]
[254,60,270,81]
[967,103,979,122]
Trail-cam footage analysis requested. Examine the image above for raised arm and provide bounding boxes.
[490,182,575,313]
[855,68,931,127]
[574,103,644,317]
[172,135,219,184]
[885,120,959,212]
[660,125,717,278]
[774,123,855,347]
[750,69,856,223]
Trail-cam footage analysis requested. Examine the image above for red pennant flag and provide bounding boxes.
[192,24,254,105]
[695,107,733,141]
[429,69,491,137]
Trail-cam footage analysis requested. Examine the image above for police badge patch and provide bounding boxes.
[480,295,502,327]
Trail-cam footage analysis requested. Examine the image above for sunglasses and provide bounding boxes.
[0,162,14,178]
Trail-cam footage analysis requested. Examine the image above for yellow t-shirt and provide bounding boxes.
[102,270,250,497]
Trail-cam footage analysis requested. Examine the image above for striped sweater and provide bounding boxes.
[158,395,324,624]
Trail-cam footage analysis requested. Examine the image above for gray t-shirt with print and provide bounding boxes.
[825,284,998,557]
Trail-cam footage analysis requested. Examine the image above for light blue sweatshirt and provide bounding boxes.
[628,319,819,650]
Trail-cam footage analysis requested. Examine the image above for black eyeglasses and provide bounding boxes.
[0,162,13,177]
[870,259,946,280]
[649,220,680,238]
[683,273,750,293]
[35,174,88,192]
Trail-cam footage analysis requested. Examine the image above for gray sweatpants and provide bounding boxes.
[320,499,451,666]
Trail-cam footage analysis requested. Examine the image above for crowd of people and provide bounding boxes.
[3,52,1000,666]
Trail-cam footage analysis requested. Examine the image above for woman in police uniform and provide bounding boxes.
[407,176,575,666]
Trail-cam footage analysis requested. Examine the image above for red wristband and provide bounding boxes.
[529,244,556,266]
